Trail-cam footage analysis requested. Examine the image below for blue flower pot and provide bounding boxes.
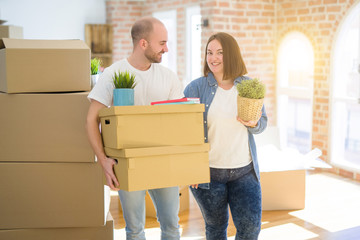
[113,88,134,106]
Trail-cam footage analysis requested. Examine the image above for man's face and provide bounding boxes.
[144,23,168,63]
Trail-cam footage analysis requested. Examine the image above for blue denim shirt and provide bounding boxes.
[184,73,268,188]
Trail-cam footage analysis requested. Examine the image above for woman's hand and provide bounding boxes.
[237,113,261,128]
[190,184,199,189]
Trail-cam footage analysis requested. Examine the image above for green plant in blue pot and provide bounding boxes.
[112,70,136,106]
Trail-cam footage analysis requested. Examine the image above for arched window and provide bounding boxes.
[332,3,360,171]
[277,32,314,153]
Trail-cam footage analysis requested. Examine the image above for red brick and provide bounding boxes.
[324,0,338,4]
[327,5,342,12]
[248,3,263,10]
[339,169,355,179]
[298,8,310,15]
[355,173,360,182]
[284,9,297,15]
[246,11,260,16]
[309,0,322,6]
[219,1,230,8]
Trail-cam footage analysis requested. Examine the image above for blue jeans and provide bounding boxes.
[191,163,262,240]
[118,186,180,240]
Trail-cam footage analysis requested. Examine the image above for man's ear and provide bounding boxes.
[139,39,147,50]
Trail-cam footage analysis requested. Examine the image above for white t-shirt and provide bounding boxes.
[207,86,251,168]
[88,59,184,106]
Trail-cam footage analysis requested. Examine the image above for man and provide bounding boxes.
[86,17,183,240]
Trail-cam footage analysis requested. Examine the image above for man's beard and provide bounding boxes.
[144,46,163,63]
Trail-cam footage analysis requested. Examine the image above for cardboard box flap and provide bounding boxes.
[105,144,209,158]
[258,145,324,172]
[99,104,205,117]
[1,38,89,49]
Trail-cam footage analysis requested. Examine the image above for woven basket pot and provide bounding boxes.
[237,96,264,122]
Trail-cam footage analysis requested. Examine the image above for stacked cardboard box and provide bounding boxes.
[99,104,211,192]
[0,38,112,239]
[0,25,23,39]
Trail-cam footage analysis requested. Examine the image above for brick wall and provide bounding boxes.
[276,0,358,179]
[106,1,143,61]
[105,0,359,181]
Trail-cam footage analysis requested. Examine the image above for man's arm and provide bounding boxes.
[86,99,120,190]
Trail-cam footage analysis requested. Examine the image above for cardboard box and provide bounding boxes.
[0,92,95,163]
[0,162,104,229]
[0,38,90,93]
[99,104,205,149]
[105,144,210,191]
[145,186,190,218]
[0,25,23,39]
[257,141,313,211]
[260,170,306,210]
[257,144,308,211]
[0,213,113,240]
[255,127,329,211]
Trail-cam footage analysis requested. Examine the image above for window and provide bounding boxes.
[153,10,177,74]
[331,3,360,171]
[185,5,202,87]
[277,32,314,154]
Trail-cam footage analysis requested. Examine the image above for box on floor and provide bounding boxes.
[260,169,306,210]
[105,144,210,191]
[255,127,324,210]
[0,38,90,93]
[0,25,23,39]
[0,162,104,229]
[0,92,94,163]
[0,213,113,240]
[99,104,205,149]
[259,146,324,210]
[257,135,306,210]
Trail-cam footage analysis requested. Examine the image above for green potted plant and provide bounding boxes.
[112,70,136,106]
[236,78,265,121]
[91,58,102,88]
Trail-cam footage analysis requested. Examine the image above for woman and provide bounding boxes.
[184,32,267,240]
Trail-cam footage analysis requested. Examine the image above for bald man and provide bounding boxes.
[86,17,182,240]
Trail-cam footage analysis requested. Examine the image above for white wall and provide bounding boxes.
[0,0,106,40]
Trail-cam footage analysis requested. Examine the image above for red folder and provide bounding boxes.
[151,98,200,105]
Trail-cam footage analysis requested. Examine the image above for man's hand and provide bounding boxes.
[86,99,120,191]
[99,156,120,191]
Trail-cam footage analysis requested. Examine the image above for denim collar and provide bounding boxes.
[206,72,218,87]
[206,72,245,86]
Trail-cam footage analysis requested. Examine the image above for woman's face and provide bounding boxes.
[206,39,223,77]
